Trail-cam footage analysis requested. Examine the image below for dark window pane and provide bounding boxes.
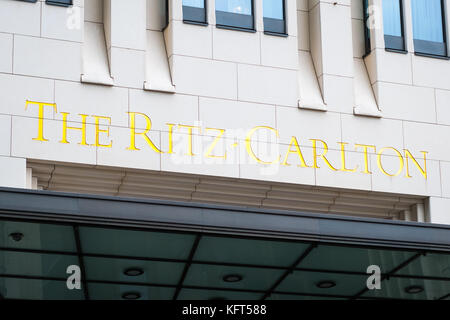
[88,283,174,300]
[183,0,207,24]
[216,0,252,15]
[411,0,446,56]
[0,251,78,278]
[183,0,205,8]
[396,253,450,278]
[184,264,284,291]
[178,288,260,300]
[194,236,309,267]
[299,245,414,273]
[414,39,447,56]
[45,0,72,6]
[263,0,283,20]
[278,270,367,296]
[84,257,185,285]
[411,0,444,42]
[382,0,405,51]
[162,0,169,29]
[362,277,450,300]
[0,278,83,300]
[383,0,402,37]
[363,0,371,54]
[0,220,77,252]
[216,0,254,30]
[384,34,405,50]
[263,0,285,34]
[79,226,196,260]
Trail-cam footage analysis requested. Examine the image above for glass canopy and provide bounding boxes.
[0,219,449,300]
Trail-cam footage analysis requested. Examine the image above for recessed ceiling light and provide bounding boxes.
[223,274,243,283]
[404,285,424,294]
[122,292,141,300]
[123,267,144,277]
[316,280,336,289]
[9,232,24,242]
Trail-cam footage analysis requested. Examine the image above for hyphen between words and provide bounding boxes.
[25,101,429,180]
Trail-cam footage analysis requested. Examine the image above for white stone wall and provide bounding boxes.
[0,0,449,224]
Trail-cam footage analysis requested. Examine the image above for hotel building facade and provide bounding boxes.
[0,0,449,300]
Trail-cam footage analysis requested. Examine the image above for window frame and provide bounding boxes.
[263,0,287,36]
[412,0,448,58]
[215,0,255,32]
[183,0,208,26]
[45,0,73,7]
[383,0,406,52]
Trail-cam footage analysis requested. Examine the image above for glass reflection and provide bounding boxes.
[216,0,252,15]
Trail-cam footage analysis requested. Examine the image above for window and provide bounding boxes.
[215,0,254,31]
[46,0,72,6]
[16,0,72,6]
[383,0,405,51]
[263,0,286,35]
[163,0,169,30]
[183,0,207,25]
[411,0,447,57]
[363,0,371,55]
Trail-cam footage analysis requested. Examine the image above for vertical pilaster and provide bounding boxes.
[402,0,414,52]
[254,0,264,32]
[105,0,146,88]
[309,0,354,110]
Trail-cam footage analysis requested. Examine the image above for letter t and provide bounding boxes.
[25,100,57,142]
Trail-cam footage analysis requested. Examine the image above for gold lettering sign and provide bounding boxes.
[25,100,429,180]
